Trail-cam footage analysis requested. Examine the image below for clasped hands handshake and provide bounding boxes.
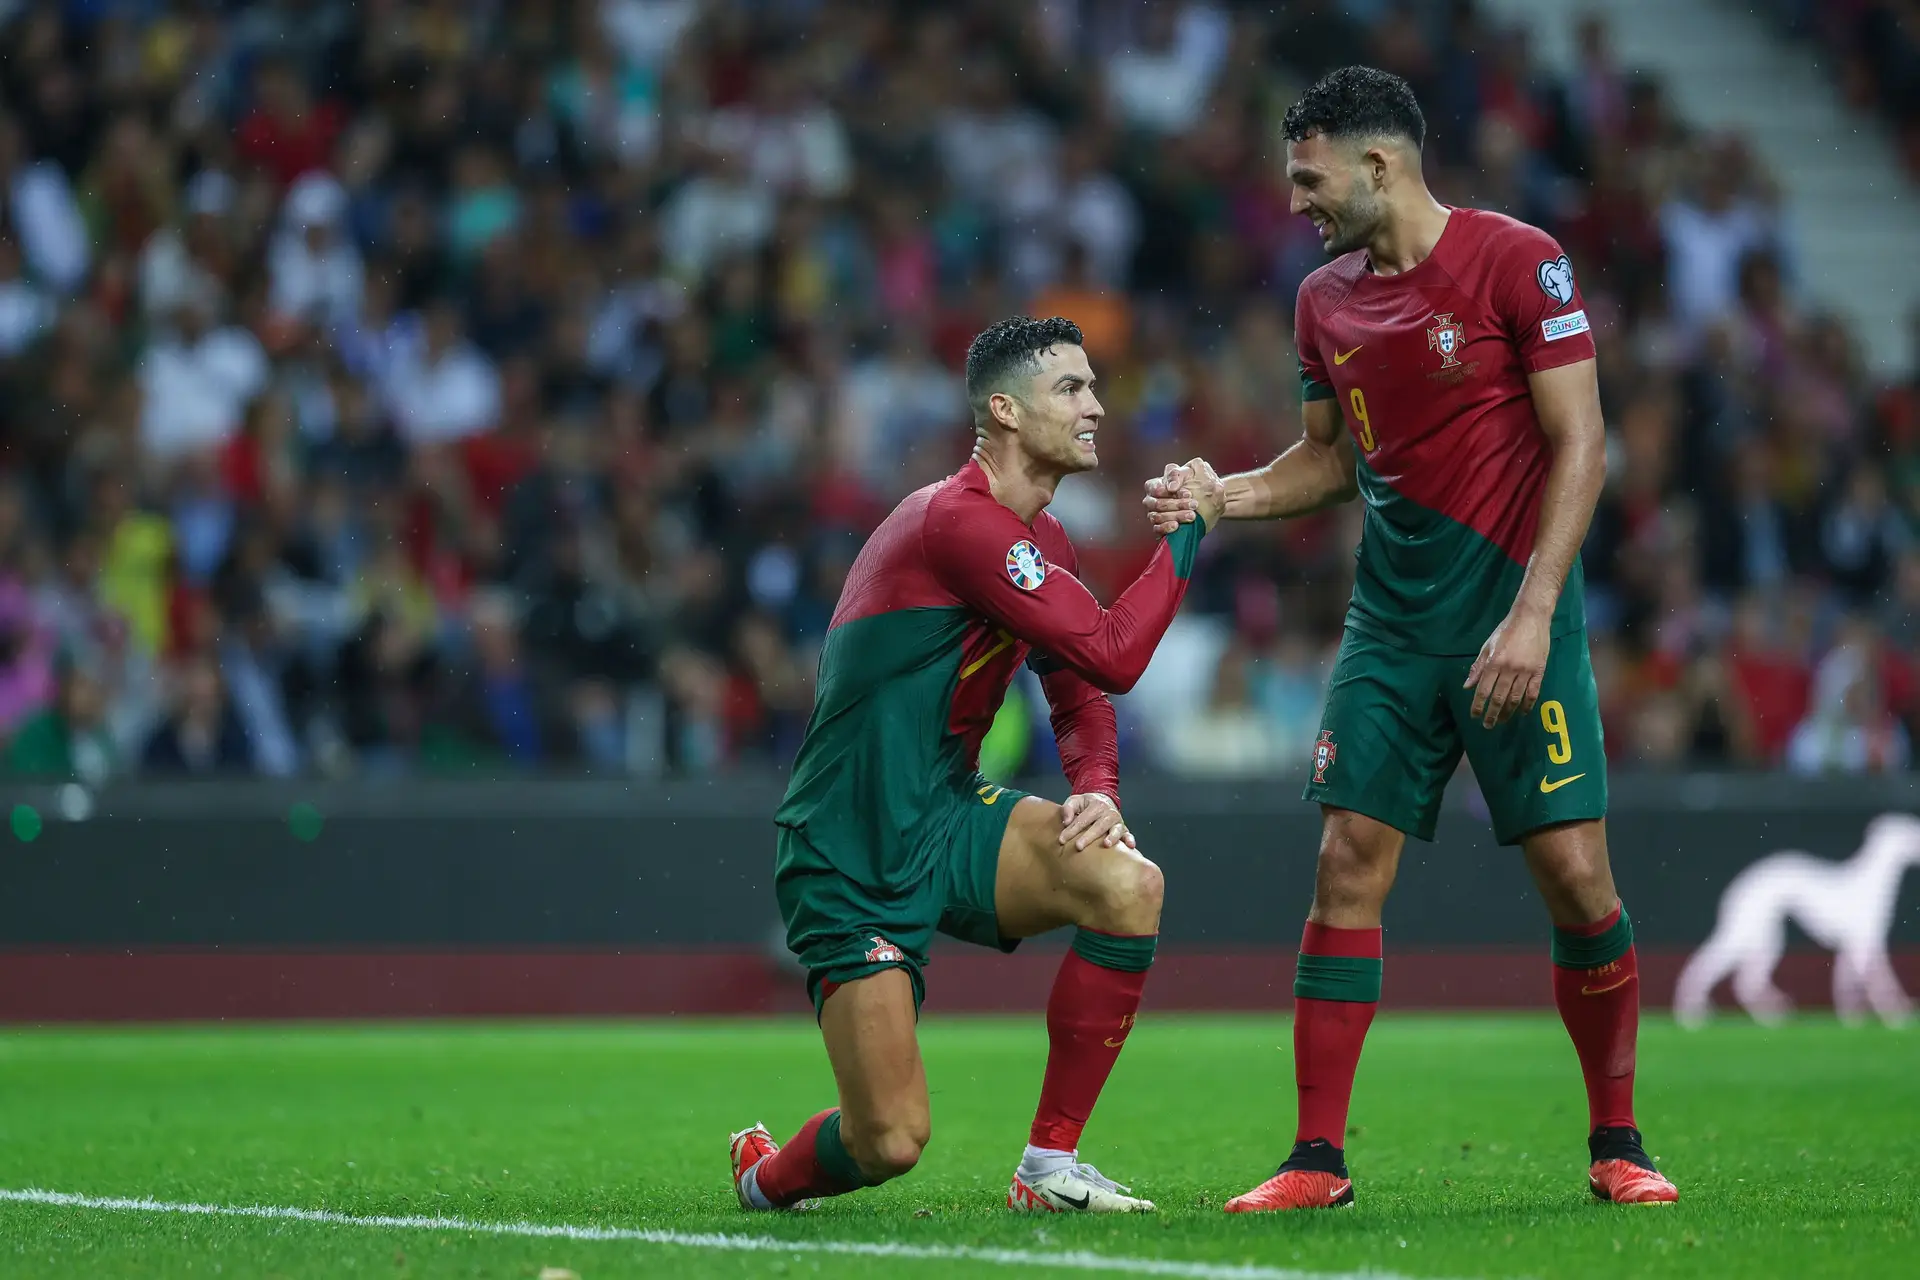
[1141,459,1226,535]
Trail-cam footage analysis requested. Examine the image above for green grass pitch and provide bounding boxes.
[0,1015,1912,1278]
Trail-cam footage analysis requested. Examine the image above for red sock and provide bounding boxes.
[1027,934,1153,1151]
[754,1108,867,1206]
[1293,923,1383,1147]
[1552,907,1639,1132]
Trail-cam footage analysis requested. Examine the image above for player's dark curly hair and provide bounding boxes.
[1282,65,1426,150]
[964,316,1086,429]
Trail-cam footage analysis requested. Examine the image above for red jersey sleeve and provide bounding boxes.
[1489,222,1597,373]
[1025,522,1121,803]
[923,485,1203,696]
[1295,281,1336,402]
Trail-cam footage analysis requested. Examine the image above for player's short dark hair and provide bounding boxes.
[964,316,1085,428]
[1282,65,1426,151]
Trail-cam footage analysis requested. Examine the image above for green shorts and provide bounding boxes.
[774,774,1029,1016]
[1304,626,1608,845]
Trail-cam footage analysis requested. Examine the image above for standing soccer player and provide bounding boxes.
[731,317,1226,1214]
[1147,67,1679,1209]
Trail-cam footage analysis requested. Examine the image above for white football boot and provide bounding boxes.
[1008,1160,1156,1213]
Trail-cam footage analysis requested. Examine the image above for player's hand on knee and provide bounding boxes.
[1059,792,1134,853]
[1143,464,1196,536]
[1465,609,1550,726]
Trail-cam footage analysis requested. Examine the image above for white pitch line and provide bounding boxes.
[0,1187,1442,1280]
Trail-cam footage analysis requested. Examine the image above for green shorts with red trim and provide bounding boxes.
[775,774,1028,1017]
[1303,626,1608,845]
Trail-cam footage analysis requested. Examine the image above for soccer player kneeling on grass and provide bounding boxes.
[730,317,1226,1214]
[1147,67,1678,1210]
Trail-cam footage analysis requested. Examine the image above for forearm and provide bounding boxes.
[1042,671,1121,804]
[1222,438,1357,521]
[1513,429,1606,620]
[1060,522,1201,693]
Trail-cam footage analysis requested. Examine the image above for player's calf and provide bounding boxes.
[840,1110,930,1182]
[992,798,1164,1211]
[735,968,930,1210]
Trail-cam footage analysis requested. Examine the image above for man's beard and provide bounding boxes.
[1325,192,1383,256]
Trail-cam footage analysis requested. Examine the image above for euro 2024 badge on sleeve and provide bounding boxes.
[1006,540,1046,590]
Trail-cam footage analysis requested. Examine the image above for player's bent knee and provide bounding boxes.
[1125,854,1165,916]
[1083,851,1163,933]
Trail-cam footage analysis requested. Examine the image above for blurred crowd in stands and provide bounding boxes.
[1771,0,1920,177]
[0,0,1915,786]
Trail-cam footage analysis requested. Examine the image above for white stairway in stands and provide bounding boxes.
[1478,0,1919,374]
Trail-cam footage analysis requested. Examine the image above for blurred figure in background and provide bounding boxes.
[142,654,250,775]
[1787,628,1912,775]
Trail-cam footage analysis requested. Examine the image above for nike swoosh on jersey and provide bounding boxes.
[1539,773,1586,793]
[1333,346,1363,364]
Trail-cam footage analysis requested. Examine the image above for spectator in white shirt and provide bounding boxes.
[1660,140,1780,333]
[659,147,775,280]
[601,0,703,71]
[138,291,270,461]
[705,59,852,200]
[382,297,502,446]
[1104,2,1232,137]
[1786,634,1911,775]
[0,114,88,295]
[834,326,967,494]
[268,172,365,331]
[140,170,237,324]
[935,57,1058,218]
[1058,138,1141,288]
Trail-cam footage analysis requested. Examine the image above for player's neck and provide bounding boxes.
[1366,193,1452,276]
[971,445,1057,525]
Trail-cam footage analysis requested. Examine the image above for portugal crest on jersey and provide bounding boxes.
[1005,540,1047,590]
[1427,313,1466,369]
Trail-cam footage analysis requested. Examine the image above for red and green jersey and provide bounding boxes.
[1297,206,1595,655]
[775,460,1205,893]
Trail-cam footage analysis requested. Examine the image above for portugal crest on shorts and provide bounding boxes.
[1312,730,1338,784]
[1427,313,1466,369]
[1005,540,1047,590]
[865,936,904,964]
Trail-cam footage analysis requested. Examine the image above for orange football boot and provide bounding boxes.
[1588,1126,1679,1205]
[1224,1140,1355,1212]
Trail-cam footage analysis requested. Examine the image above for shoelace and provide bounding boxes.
[1064,1162,1133,1195]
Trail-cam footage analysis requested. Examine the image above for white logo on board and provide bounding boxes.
[1674,813,1920,1028]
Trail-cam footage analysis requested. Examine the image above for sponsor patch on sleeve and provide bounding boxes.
[1541,309,1591,343]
